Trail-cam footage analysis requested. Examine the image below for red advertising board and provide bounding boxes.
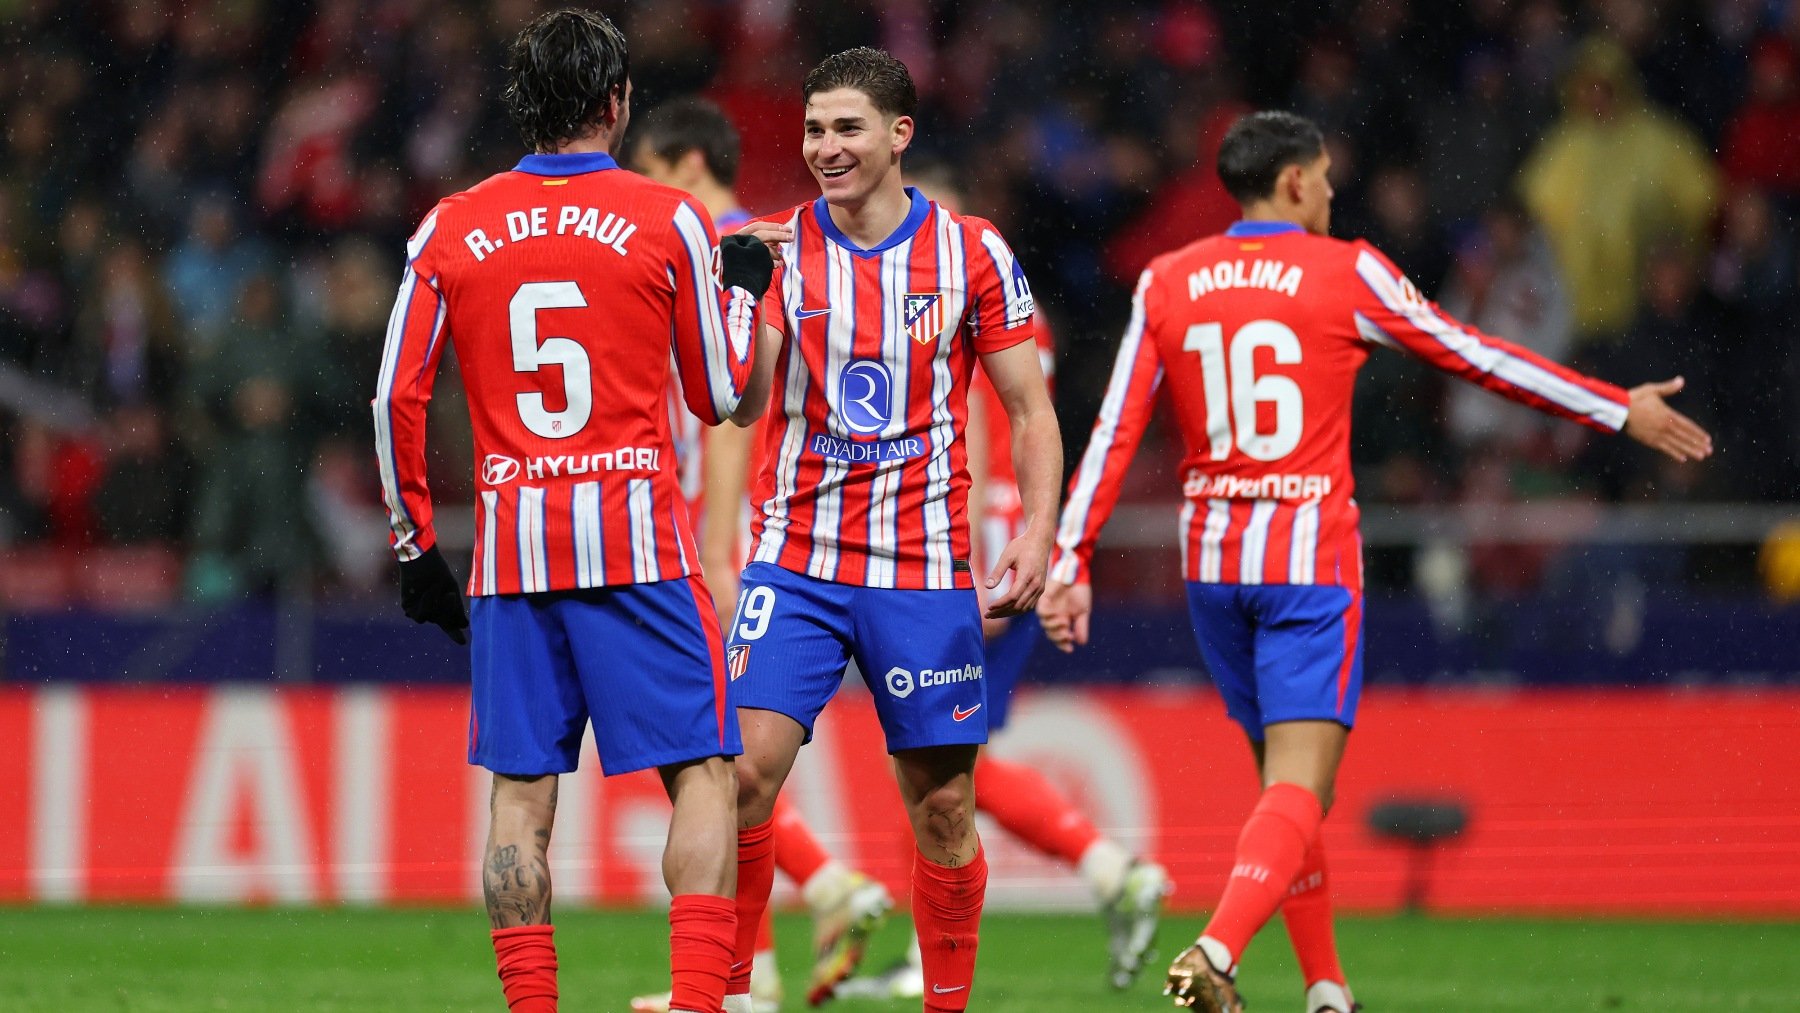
[5,686,1797,914]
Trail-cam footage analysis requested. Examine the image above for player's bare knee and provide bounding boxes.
[910,780,975,849]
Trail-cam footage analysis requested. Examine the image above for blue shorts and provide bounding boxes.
[1185,582,1363,741]
[982,613,1042,731]
[468,578,740,776]
[727,562,986,752]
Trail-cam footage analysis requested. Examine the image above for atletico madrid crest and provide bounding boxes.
[727,644,751,681]
[904,292,943,345]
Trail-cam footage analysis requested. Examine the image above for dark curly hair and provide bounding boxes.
[802,47,916,120]
[502,9,630,154]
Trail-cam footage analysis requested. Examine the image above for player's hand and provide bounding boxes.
[719,234,775,295]
[733,219,793,257]
[1036,580,1092,653]
[398,545,469,645]
[1623,376,1713,463]
[983,531,1050,619]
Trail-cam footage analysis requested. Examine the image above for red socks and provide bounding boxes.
[912,845,988,1012]
[670,894,735,1013]
[755,904,775,954]
[1202,782,1324,964]
[973,754,1101,865]
[729,818,776,994]
[771,792,833,886]
[1282,842,1345,987]
[491,925,558,1012]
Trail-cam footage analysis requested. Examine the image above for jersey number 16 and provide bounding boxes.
[1184,319,1304,463]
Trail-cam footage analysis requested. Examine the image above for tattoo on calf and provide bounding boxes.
[484,840,553,928]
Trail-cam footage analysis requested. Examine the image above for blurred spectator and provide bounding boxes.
[163,193,269,357]
[1705,187,1798,498]
[1580,244,1723,500]
[66,239,179,410]
[0,181,61,367]
[1720,37,1800,201]
[1438,202,1574,452]
[1519,37,1720,343]
[1421,50,1533,229]
[93,403,188,545]
[1354,164,1448,296]
[184,273,326,599]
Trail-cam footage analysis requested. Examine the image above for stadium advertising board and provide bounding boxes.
[4,687,1796,914]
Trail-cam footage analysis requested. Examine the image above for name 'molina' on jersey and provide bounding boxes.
[374,151,756,596]
[747,187,1036,590]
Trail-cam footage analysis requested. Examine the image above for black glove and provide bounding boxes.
[398,545,469,645]
[719,233,774,296]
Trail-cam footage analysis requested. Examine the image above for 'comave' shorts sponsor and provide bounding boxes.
[727,561,987,752]
[1185,582,1363,741]
[468,577,740,776]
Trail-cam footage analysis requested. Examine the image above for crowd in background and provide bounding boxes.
[0,0,1796,605]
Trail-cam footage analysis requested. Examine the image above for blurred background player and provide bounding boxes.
[627,94,896,1013]
[834,162,1172,1000]
[722,47,1061,1013]
[1039,111,1713,1013]
[372,11,775,1013]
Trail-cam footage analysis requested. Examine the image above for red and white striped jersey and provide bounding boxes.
[374,151,758,596]
[973,315,1056,574]
[747,188,1038,589]
[1052,220,1630,591]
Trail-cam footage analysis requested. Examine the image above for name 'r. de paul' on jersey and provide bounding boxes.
[745,186,1037,591]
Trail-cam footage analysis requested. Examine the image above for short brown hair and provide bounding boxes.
[802,47,917,120]
[630,97,740,186]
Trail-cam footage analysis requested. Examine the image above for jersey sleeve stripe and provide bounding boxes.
[373,267,444,559]
[1352,310,1401,350]
[1355,251,1628,430]
[978,229,1031,328]
[673,201,739,422]
[1052,270,1159,581]
[405,208,440,264]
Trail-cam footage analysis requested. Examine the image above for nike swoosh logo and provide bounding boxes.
[729,961,750,972]
[952,704,981,722]
[794,307,831,319]
[932,984,968,994]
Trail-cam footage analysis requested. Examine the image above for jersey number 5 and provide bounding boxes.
[511,281,592,439]
[1184,320,1303,462]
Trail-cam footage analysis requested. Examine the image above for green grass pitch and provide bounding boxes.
[1,907,1795,1010]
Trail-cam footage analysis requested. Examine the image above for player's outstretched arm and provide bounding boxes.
[1037,580,1092,654]
[978,337,1061,618]
[1623,376,1714,462]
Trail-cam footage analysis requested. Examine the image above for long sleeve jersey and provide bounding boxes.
[374,151,757,595]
